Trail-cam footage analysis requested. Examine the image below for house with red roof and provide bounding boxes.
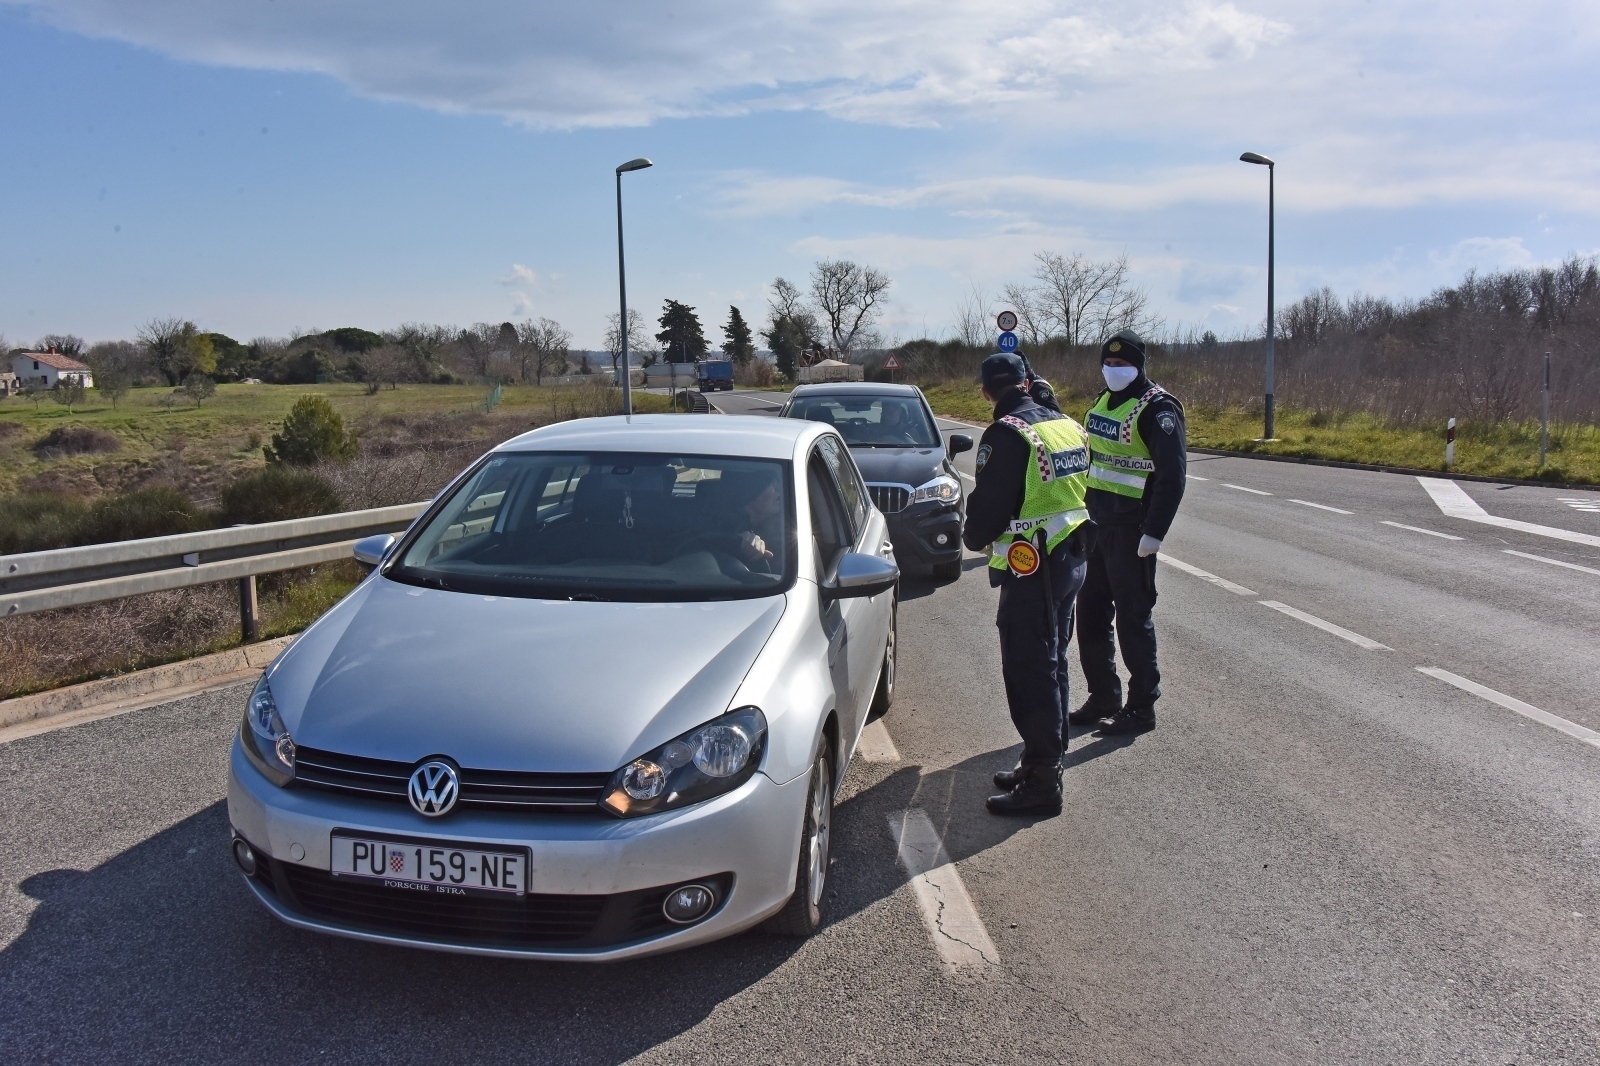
[12,348,93,390]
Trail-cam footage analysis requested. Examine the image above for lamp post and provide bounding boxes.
[614,156,653,416]
[1240,151,1276,439]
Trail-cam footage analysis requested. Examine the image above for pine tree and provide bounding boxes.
[656,300,708,363]
[722,306,755,367]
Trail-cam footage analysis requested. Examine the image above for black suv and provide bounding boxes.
[780,383,972,579]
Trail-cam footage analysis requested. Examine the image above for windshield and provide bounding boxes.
[787,394,940,448]
[389,452,795,602]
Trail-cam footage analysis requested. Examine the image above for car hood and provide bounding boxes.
[267,578,787,773]
[847,446,946,487]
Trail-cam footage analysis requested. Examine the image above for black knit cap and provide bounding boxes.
[1100,329,1147,370]
[980,351,1027,392]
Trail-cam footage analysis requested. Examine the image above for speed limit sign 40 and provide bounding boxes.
[996,310,1018,332]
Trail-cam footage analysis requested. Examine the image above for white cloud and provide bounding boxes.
[499,263,542,289]
[1428,236,1537,275]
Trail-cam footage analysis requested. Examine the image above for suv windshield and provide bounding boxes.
[389,452,795,602]
[787,394,940,448]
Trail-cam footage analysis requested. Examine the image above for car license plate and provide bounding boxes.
[330,833,528,897]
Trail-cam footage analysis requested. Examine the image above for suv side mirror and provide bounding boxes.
[353,533,396,570]
[820,552,899,600]
[948,433,973,457]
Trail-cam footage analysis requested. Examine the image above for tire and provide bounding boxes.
[932,561,962,582]
[869,597,896,717]
[765,737,835,937]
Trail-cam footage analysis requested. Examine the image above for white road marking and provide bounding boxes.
[1381,520,1464,541]
[1158,554,1258,596]
[889,809,1001,971]
[1223,483,1273,495]
[1502,549,1600,577]
[1417,667,1600,750]
[857,719,901,762]
[1418,477,1600,547]
[1289,499,1354,514]
[1258,601,1391,650]
[958,471,976,483]
[1187,474,1210,480]
[728,392,786,408]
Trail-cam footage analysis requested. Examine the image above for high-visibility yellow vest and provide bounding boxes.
[1084,386,1165,498]
[988,414,1091,575]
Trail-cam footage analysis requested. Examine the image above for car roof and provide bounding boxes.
[789,382,923,397]
[497,414,826,459]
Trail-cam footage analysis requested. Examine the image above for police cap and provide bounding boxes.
[981,351,1027,392]
[1100,329,1147,370]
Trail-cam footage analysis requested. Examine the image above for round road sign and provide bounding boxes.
[997,331,1019,352]
[996,310,1018,332]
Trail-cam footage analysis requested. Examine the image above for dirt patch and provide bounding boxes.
[0,420,26,438]
[34,426,122,459]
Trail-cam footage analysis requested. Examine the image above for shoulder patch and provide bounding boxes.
[975,444,991,472]
[1157,411,1178,435]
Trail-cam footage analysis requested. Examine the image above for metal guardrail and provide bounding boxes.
[0,502,428,632]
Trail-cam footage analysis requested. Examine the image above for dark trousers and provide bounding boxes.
[996,539,1087,768]
[1077,523,1161,712]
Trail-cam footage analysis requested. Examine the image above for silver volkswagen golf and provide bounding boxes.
[228,415,898,959]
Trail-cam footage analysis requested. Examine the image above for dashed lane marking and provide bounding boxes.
[1258,600,1391,650]
[1289,499,1354,514]
[958,471,975,484]
[889,809,1001,972]
[1501,549,1600,578]
[1158,554,1258,596]
[1381,520,1464,541]
[857,720,901,762]
[1417,667,1600,750]
[1187,474,1210,480]
[1224,483,1273,495]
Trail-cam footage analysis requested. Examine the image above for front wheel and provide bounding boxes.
[765,737,835,937]
[869,598,896,717]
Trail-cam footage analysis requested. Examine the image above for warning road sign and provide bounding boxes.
[996,310,1018,332]
[882,353,901,370]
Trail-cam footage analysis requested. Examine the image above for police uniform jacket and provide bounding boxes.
[1085,374,1187,541]
[962,390,1075,585]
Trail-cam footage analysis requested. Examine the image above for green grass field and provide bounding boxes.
[919,383,1600,484]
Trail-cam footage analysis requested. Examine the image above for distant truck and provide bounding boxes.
[697,359,734,392]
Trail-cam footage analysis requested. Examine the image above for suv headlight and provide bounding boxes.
[913,474,960,505]
[239,674,295,786]
[602,707,767,817]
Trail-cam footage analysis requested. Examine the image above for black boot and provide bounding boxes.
[1097,706,1156,736]
[1068,697,1119,727]
[992,762,1024,789]
[986,765,1063,817]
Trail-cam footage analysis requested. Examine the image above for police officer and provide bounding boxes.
[962,352,1092,816]
[1072,329,1186,735]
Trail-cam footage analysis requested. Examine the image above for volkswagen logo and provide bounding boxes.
[408,759,460,817]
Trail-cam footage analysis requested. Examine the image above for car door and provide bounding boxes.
[815,435,891,731]
[807,448,867,747]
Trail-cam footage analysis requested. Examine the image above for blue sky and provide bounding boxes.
[2,0,1597,349]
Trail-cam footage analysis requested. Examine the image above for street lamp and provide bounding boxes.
[1240,151,1276,439]
[614,156,653,416]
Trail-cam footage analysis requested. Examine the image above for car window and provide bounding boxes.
[816,434,869,540]
[391,451,795,602]
[786,394,940,449]
[807,452,851,577]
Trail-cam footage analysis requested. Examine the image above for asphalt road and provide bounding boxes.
[4,388,1598,1064]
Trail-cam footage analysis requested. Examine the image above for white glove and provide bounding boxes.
[1137,535,1162,558]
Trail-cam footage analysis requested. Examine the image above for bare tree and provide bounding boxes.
[810,260,891,358]
[516,317,572,385]
[36,333,85,357]
[1028,252,1160,346]
[951,283,992,348]
[358,345,410,393]
[1001,282,1049,348]
[603,309,650,379]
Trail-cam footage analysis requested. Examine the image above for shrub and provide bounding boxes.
[0,493,89,553]
[77,488,209,545]
[219,466,342,525]
[264,395,358,466]
[33,426,122,459]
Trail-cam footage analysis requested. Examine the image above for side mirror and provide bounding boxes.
[948,433,973,457]
[821,552,899,600]
[353,533,396,570]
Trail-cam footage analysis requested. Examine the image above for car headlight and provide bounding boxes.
[239,673,295,786]
[602,707,767,818]
[913,474,961,505]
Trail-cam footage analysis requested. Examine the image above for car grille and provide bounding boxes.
[252,856,730,950]
[291,746,612,813]
[868,484,911,514]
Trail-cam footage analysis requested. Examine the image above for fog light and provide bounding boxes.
[935,533,950,546]
[662,883,715,924]
[231,838,257,876]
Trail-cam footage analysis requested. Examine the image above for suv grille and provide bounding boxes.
[253,857,731,950]
[868,484,911,514]
[292,746,611,813]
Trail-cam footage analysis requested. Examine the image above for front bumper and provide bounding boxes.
[227,738,807,960]
[885,503,963,569]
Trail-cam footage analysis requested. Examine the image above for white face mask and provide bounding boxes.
[1102,364,1139,391]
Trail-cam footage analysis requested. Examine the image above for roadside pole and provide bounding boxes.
[1445,417,1456,470]
[1540,351,1551,468]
